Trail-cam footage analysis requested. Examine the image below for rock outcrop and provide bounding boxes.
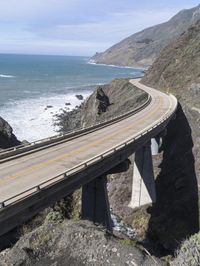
[96,87,110,114]
[0,116,21,149]
[75,94,84,100]
[90,5,200,68]
[0,220,162,266]
[55,78,148,132]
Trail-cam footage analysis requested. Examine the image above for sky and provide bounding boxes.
[0,0,200,56]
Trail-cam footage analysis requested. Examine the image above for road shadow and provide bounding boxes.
[146,103,199,254]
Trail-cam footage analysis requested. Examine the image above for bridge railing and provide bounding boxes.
[0,93,178,209]
[0,89,151,161]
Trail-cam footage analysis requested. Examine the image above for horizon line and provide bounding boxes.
[0,52,91,58]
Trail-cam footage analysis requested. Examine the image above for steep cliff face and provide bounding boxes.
[142,20,200,181]
[91,5,200,68]
[0,116,21,149]
[148,105,199,252]
[141,20,200,251]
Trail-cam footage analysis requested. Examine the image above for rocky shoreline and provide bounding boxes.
[54,78,148,134]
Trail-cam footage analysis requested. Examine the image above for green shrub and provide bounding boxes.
[172,233,200,266]
[45,210,64,223]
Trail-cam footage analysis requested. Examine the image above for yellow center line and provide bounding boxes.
[0,96,165,186]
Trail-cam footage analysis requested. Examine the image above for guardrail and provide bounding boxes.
[0,92,178,209]
[0,79,148,155]
[0,91,151,161]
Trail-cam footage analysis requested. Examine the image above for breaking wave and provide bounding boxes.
[0,74,15,78]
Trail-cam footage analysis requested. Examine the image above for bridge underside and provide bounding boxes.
[0,117,170,236]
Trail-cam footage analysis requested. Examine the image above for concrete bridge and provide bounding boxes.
[0,79,177,235]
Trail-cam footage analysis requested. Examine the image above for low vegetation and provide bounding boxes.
[172,232,200,266]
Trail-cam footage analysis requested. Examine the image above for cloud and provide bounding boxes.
[38,8,178,42]
[0,0,200,55]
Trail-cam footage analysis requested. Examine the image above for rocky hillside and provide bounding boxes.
[55,77,199,253]
[55,78,148,132]
[91,5,200,68]
[0,220,161,266]
[142,19,200,181]
[0,116,20,149]
[140,19,200,253]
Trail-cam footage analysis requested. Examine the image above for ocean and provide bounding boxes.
[0,54,143,141]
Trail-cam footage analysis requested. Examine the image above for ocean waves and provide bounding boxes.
[0,74,15,78]
[0,54,143,142]
[0,91,91,142]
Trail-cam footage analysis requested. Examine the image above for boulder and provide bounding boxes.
[0,116,21,149]
[96,87,110,114]
[75,95,84,100]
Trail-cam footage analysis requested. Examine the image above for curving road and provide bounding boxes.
[0,79,177,206]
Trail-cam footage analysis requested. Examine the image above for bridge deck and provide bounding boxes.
[0,79,176,203]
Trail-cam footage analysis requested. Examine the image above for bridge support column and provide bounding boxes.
[129,143,156,208]
[82,174,113,231]
[151,138,160,156]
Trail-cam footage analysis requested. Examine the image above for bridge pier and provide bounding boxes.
[129,143,156,208]
[82,174,113,231]
[151,137,161,155]
[152,129,168,154]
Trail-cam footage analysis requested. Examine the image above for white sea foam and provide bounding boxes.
[87,61,146,70]
[64,83,103,90]
[0,74,15,78]
[111,213,137,239]
[0,54,145,146]
[0,91,91,142]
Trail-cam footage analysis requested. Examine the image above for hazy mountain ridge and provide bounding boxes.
[91,5,200,68]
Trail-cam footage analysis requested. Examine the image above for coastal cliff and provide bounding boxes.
[91,5,200,68]
[142,19,200,254]
[142,20,200,182]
